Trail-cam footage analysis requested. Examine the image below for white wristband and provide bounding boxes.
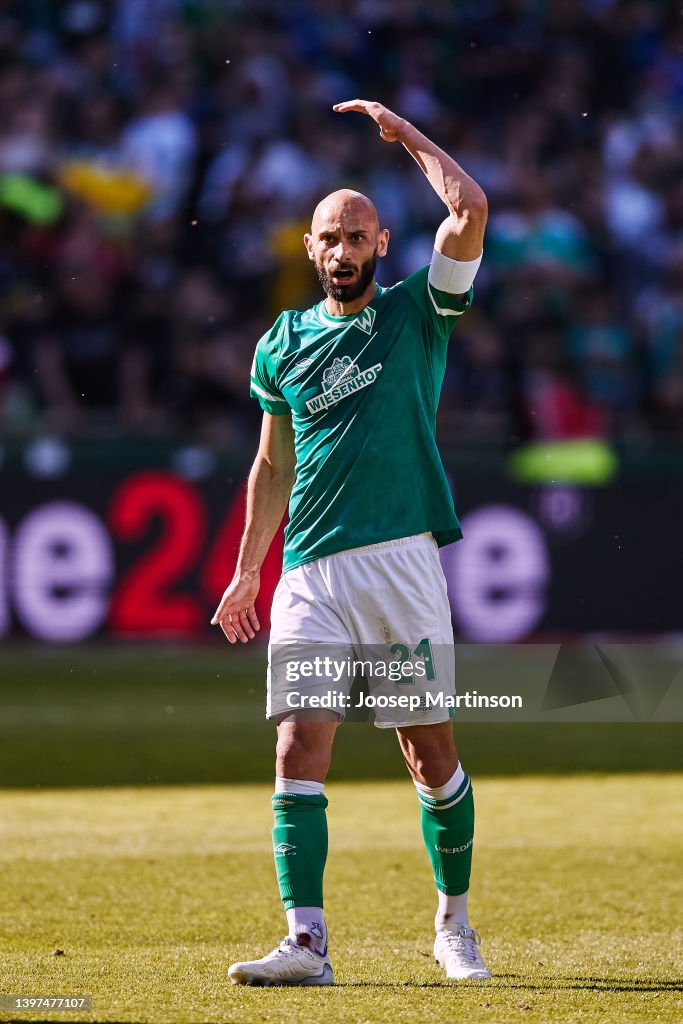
[428,248,483,294]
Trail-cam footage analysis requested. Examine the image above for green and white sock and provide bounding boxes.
[415,763,475,929]
[272,778,328,951]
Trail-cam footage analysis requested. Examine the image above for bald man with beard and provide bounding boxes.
[212,100,489,986]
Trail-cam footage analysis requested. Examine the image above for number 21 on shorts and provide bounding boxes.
[389,637,435,685]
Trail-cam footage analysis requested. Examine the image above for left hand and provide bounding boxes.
[333,99,406,142]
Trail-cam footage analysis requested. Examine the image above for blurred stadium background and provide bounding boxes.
[1,0,682,784]
[1,5,682,1022]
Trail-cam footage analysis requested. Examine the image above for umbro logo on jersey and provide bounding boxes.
[306,355,383,414]
[274,842,297,856]
[355,305,376,334]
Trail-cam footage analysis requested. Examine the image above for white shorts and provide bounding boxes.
[267,533,455,728]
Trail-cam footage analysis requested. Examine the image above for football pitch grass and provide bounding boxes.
[0,777,681,1024]
[0,646,682,1022]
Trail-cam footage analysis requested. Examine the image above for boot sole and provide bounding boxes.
[229,963,334,986]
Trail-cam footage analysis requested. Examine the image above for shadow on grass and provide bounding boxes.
[331,974,683,991]
[491,974,683,992]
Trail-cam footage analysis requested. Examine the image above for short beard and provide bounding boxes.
[316,248,378,303]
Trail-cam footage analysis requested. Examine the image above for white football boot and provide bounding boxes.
[228,936,334,986]
[434,924,492,980]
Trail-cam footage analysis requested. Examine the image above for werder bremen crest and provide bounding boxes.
[355,305,376,334]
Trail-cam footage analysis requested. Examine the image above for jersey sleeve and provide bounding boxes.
[399,264,473,341]
[249,313,290,415]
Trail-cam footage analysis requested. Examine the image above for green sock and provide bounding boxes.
[418,773,474,895]
[272,792,328,909]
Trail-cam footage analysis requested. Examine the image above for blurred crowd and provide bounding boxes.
[1,0,682,448]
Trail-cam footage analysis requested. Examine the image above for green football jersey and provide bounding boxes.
[250,265,472,573]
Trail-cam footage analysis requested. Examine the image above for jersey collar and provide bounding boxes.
[317,286,384,327]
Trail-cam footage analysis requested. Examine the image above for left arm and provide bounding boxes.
[333,99,487,263]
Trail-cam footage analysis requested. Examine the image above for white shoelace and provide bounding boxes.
[273,938,302,957]
[440,928,483,965]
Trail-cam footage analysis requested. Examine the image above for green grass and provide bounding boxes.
[1,646,681,1020]
[1,647,682,787]
[0,776,681,1023]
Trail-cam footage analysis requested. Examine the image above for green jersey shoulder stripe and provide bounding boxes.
[427,280,469,317]
[250,378,288,404]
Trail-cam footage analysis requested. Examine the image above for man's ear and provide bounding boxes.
[377,228,390,258]
[303,233,315,261]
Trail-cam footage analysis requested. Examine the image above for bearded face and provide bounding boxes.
[305,191,389,307]
[315,247,379,303]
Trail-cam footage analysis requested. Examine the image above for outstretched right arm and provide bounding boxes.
[211,412,296,643]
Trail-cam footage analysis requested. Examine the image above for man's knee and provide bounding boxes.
[397,722,458,787]
[408,750,458,788]
[275,716,338,782]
